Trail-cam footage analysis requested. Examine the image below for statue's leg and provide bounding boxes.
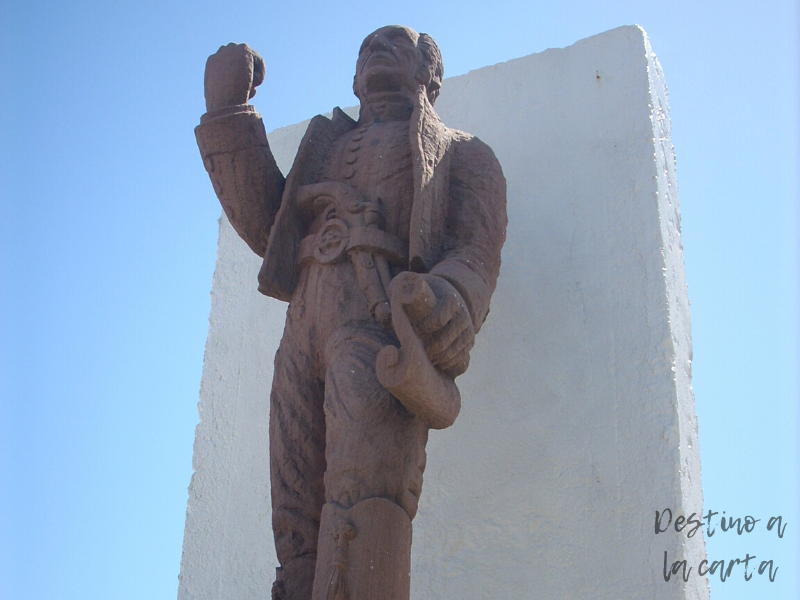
[311,325,429,600]
[270,330,326,600]
[313,497,413,600]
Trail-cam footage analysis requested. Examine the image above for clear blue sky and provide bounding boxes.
[1,1,797,599]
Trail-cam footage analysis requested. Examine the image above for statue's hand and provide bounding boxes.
[408,274,475,378]
[204,43,265,113]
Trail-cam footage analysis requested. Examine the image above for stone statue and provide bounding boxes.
[196,25,507,600]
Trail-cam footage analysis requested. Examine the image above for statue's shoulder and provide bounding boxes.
[446,128,503,174]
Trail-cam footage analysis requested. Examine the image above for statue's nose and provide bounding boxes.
[369,33,391,52]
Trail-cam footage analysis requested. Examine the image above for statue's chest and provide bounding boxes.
[321,121,414,243]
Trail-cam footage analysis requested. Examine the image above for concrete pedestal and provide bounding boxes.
[178,26,708,600]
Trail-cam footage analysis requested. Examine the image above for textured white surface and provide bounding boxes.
[178,26,707,600]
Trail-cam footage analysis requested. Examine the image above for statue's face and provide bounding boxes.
[354,26,425,99]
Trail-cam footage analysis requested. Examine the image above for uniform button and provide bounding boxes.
[348,143,361,151]
[344,166,356,179]
[351,134,364,141]
[345,154,358,165]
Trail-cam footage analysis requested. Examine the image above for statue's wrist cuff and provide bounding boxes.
[200,104,257,124]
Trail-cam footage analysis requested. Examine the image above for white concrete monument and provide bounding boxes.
[179,25,707,600]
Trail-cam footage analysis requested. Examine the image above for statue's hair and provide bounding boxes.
[417,32,444,104]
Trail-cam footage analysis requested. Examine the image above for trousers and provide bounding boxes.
[269,259,429,599]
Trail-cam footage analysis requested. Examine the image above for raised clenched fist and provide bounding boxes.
[204,43,265,113]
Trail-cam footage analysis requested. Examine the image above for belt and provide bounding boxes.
[297,223,408,267]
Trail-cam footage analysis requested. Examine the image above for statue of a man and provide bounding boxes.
[196,25,506,600]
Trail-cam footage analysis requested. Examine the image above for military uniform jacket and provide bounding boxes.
[195,90,507,333]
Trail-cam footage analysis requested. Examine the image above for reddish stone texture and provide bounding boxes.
[196,26,506,600]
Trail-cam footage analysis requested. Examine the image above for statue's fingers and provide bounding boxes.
[429,326,475,368]
[436,341,473,378]
[252,53,266,88]
[213,42,241,59]
[414,291,460,335]
[423,315,467,358]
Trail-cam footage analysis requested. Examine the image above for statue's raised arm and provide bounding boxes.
[196,43,285,257]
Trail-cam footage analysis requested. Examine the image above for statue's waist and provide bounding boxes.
[297,225,407,267]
